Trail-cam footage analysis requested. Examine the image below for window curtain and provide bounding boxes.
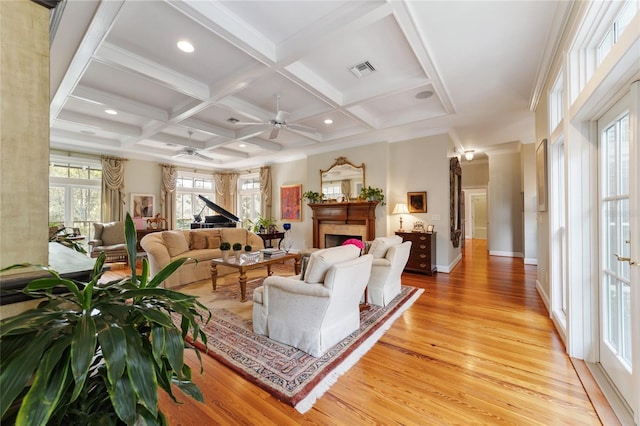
[160,164,177,229]
[341,179,351,200]
[101,156,126,222]
[214,172,239,215]
[259,166,272,219]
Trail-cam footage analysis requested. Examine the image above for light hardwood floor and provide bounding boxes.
[105,239,613,425]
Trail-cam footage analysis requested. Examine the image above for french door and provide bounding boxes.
[598,90,638,413]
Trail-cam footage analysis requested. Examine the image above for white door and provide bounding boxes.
[471,194,487,239]
[598,91,638,412]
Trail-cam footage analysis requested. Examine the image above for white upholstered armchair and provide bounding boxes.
[366,236,412,307]
[252,245,373,357]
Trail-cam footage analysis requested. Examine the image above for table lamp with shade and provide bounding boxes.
[392,203,410,232]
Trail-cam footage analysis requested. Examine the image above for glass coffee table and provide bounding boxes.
[210,253,301,302]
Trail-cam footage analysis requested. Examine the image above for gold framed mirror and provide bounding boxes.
[320,157,365,201]
[450,157,462,247]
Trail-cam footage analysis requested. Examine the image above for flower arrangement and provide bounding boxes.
[244,244,252,252]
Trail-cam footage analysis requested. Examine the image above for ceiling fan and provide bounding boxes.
[231,95,316,140]
[171,131,216,161]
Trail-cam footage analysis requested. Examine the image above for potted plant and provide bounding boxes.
[232,242,243,261]
[248,216,276,234]
[244,244,252,252]
[220,241,231,261]
[0,213,210,425]
[302,191,322,203]
[359,186,386,205]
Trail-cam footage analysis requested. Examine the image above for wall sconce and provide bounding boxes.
[465,150,475,161]
[392,203,410,232]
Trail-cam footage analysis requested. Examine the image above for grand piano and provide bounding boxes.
[190,195,239,229]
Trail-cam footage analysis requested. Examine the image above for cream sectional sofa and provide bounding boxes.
[140,227,264,289]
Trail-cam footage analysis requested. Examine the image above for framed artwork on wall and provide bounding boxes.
[536,139,548,211]
[407,191,427,213]
[131,193,155,218]
[281,184,302,221]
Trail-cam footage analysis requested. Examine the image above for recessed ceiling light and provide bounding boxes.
[239,143,246,148]
[104,109,118,115]
[177,40,194,53]
[324,119,333,124]
[415,90,433,99]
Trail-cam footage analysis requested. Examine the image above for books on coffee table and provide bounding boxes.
[260,248,285,257]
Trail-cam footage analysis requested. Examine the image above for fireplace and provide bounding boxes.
[309,201,377,248]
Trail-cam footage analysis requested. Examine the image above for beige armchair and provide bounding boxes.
[88,221,128,263]
[253,245,373,357]
[366,236,412,307]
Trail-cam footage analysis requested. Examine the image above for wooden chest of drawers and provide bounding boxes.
[396,232,437,275]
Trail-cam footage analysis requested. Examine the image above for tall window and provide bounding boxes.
[238,174,261,229]
[175,172,216,229]
[549,73,564,133]
[49,160,102,240]
[597,1,636,65]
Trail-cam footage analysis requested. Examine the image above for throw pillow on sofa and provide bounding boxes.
[100,221,124,245]
[207,236,221,249]
[190,232,208,250]
[163,231,189,257]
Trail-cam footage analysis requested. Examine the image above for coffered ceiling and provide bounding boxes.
[49,0,570,169]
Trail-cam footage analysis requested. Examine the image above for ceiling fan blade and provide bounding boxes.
[194,152,214,161]
[171,152,187,159]
[274,110,288,122]
[287,124,316,133]
[269,126,280,139]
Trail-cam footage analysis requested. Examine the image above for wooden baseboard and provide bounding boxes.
[570,358,623,426]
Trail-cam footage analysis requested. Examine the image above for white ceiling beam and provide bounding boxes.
[72,85,169,122]
[148,132,205,149]
[95,42,210,100]
[167,0,276,63]
[180,118,235,139]
[56,111,142,137]
[50,128,122,147]
[277,2,393,65]
[50,0,125,124]
[242,137,282,151]
[217,96,273,122]
[396,2,454,114]
[206,147,249,159]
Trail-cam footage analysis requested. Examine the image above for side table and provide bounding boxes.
[257,232,285,249]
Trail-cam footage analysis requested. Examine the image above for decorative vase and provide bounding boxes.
[222,250,230,262]
[282,230,293,253]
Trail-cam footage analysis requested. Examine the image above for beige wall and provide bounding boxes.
[535,88,550,298]
[389,134,455,270]
[521,143,537,264]
[488,151,523,257]
[0,0,50,269]
[461,161,489,188]
[124,159,163,218]
[0,0,51,316]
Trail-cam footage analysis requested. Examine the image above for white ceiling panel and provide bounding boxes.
[49,0,567,168]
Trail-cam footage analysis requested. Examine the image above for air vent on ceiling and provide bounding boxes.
[349,61,376,78]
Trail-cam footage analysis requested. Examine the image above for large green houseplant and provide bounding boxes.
[0,213,210,425]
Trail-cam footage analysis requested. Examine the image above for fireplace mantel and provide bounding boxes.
[308,201,378,248]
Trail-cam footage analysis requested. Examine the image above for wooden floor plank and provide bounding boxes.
[103,239,607,424]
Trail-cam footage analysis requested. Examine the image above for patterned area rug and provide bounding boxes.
[179,264,423,413]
